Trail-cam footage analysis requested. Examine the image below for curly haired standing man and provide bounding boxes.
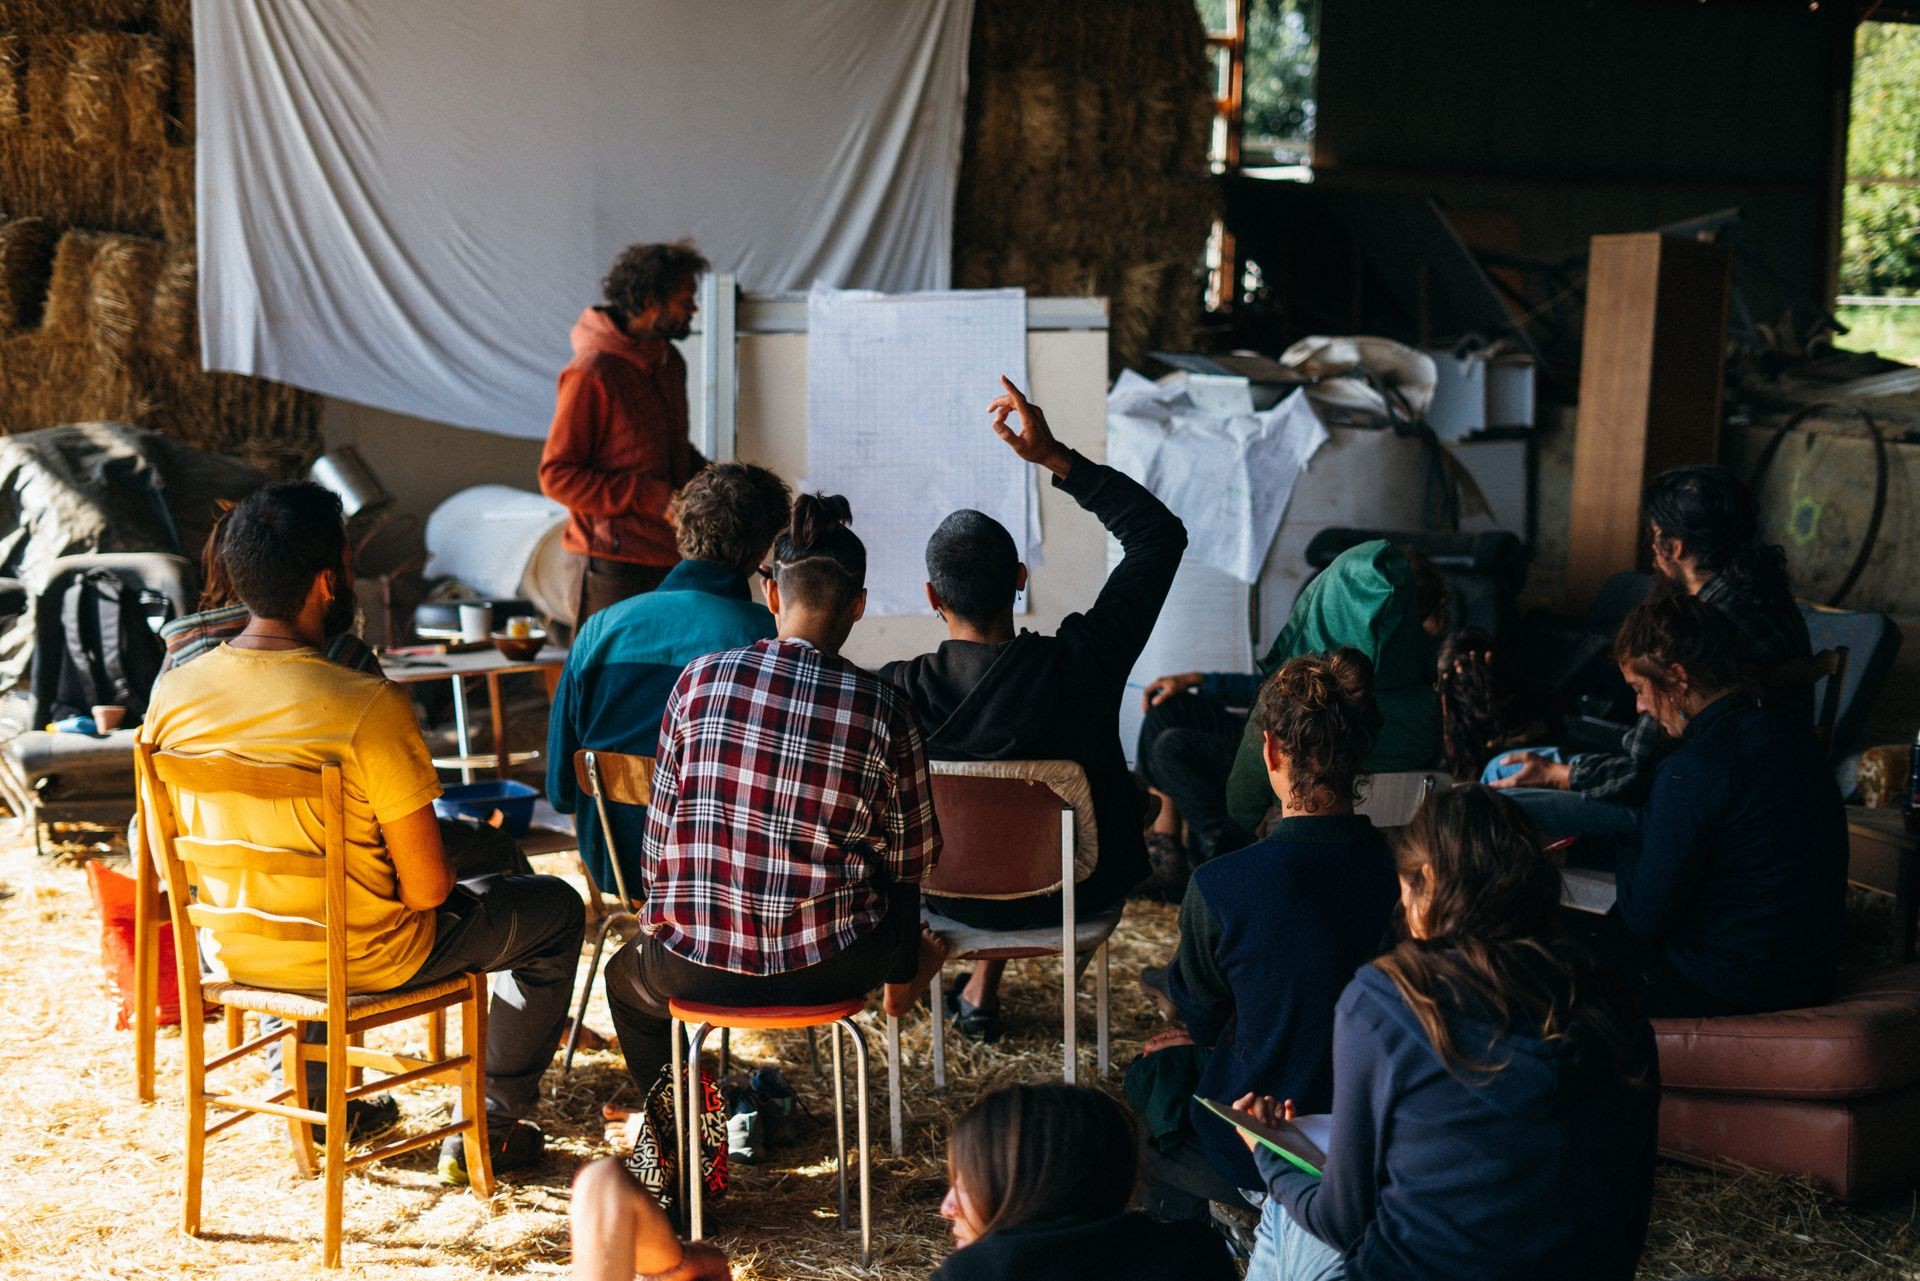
[542,240,712,627]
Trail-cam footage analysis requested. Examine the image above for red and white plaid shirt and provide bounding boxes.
[640,636,941,975]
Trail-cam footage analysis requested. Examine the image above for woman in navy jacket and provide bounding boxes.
[1609,593,1848,1016]
[1239,787,1658,1281]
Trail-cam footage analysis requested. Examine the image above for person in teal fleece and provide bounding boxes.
[546,462,790,897]
[1139,540,1447,862]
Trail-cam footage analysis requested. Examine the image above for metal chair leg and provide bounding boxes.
[669,1018,687,1214]
[564,914,617,1074]
[930,965,947,1088]
[840,1016,873,1266]
[1096,942,1111,1078]
[1062,944,1078,1085]
[807,1026,819,1074]
[686,1022,714,1240]
[886,1013,903,1155]
[831,1021,848,1228]
[718,1027,730,1079]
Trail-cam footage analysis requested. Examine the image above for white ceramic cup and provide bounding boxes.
[458,602,494,643]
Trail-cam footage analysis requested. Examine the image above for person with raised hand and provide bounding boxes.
[881,375,1186,1041]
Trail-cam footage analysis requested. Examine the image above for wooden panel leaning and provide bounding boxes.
[134,743,494,1269]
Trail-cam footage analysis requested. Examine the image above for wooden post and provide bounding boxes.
[1565,233,1732,610]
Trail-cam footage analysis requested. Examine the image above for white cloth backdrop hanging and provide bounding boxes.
[195,0,974,439]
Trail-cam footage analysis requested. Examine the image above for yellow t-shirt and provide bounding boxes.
[139,644,442,993]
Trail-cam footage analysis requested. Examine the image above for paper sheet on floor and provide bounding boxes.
[1107,373,1328,583]
[806,285,1035,616]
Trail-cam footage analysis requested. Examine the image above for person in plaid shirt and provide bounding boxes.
[602,492,946,1096]
[1486,465,1809,862]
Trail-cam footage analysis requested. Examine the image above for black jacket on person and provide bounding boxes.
[1615,692,1848,1014]
[930,1211,1236,1281]
[880,451,1186,912]
[1167,813,1397,1189]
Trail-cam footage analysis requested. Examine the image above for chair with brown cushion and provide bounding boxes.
[886,761,1119,1134]
[136,743,493,1268]
[562,748,652,1073]
[1654,964,1920,1201]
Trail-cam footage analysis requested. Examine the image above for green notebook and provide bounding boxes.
[1195,1096,1330,1178]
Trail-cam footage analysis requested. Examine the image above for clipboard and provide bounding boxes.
[1195,1096,1330,1177]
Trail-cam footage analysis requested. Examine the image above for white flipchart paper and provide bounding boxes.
[806,286,1035,617]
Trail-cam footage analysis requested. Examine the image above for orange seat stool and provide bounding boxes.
[669,996,877,1265]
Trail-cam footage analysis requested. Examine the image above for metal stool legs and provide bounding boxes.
[683,1016,871,1266]
[563,910,623,1074]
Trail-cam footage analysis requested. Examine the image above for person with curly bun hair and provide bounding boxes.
[546,461,792,900]
[1129,649,1398,1220]
[541,239,713,626]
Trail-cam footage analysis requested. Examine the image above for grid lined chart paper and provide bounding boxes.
[806,285,1035,616]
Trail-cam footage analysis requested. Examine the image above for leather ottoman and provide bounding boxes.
[1654,966,1920,1201]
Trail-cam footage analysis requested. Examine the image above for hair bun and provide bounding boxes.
[789,492,853,550]
[1326,646,1376,702]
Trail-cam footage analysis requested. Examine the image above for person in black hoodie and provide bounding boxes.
[1237,787,1657,1281]
[881,375,1186,1039]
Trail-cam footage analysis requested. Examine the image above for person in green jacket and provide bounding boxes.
[1138,541,1446,863]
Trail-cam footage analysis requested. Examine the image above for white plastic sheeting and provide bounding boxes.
[195,0,974,439]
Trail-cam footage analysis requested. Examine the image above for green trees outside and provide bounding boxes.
[1840,22,1920,297]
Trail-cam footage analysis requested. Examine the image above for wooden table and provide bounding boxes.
[384,645,568,782]
[1847,805,1920,962]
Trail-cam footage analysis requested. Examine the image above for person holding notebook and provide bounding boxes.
[1236,787,1657,1281]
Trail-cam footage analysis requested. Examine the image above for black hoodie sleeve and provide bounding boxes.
[1052,451,1188,683]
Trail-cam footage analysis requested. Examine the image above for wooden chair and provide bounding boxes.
[136,743,493,1268]
[562,748,652,1073]
[1763,646,1850,759]
[887,762,1119,1132]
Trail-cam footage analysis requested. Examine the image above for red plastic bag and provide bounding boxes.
[85,860,182,1030]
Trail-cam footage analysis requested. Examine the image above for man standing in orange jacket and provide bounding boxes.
[541,241,710,628]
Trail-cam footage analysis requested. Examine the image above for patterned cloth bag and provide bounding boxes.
[622,1062,728,1223]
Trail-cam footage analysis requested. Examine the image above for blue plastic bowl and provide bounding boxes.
[434,779,538,836]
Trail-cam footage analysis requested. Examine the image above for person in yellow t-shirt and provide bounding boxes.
[141,482,584,1183]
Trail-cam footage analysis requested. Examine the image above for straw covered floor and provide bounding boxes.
[2,829,1917,1280]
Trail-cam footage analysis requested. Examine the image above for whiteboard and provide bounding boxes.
[693,296,1110,669]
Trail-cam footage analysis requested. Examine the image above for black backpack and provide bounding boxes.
[31,568,172,728]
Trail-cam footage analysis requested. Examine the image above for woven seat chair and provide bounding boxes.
[136,743,493,1268]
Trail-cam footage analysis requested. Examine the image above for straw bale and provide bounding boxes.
[1069,78,1103,172]
[1014,75,1065,178]
[86,230,159,357]
[169,41,192,144]
[38,227,104,341]
[154,141,193,243]
[970,73,1019,176]
[954,247,998,290]
[0,214,56,331]
[1046,257,1098,297]
[1135,92,1180,174]
[124,35,169,152]
[143,241,194,359]
[152,0,194,49]
[0,0,144,30]
[22,33,67,136]
[63,31,121,149]
[0,36,24,131]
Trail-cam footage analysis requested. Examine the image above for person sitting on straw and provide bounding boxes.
[140,481,585,1185]
[600,493,948,1101]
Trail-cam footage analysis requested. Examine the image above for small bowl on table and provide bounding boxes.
[491,629,547,662]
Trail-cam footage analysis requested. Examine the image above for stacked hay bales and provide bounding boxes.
[0,0,317,474]
[954,0,1217,374]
